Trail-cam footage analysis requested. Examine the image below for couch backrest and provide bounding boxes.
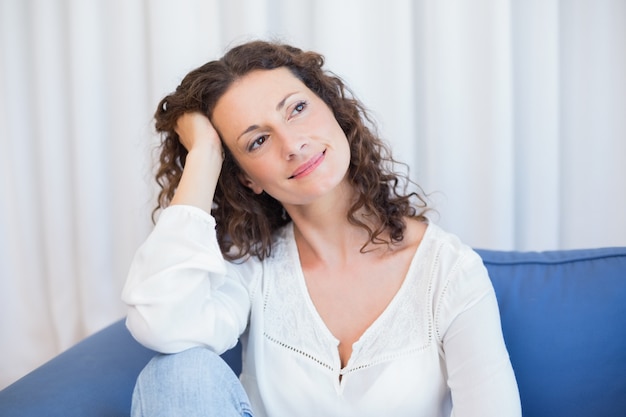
[477,247,626,417]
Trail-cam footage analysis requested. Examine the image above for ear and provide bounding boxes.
[238,173,264,195]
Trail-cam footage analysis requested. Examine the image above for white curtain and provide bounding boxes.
[1,0,624,389]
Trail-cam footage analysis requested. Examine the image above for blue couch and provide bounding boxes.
[1,247,625,416]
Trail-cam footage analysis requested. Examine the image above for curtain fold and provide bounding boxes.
[511,0,561,249]
[1,0,624,389]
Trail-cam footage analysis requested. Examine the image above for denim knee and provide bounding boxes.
[132,347,253,417]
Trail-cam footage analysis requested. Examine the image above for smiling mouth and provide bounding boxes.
[288,150,326,179]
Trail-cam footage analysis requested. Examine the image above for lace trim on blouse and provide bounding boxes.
[262,223,436,375]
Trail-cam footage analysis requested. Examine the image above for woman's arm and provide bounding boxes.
[122,113,254,354]
[170,112,224,213]
[437,253,522,417]
[122,205,253,354]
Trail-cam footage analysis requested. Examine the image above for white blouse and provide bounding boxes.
[122,205,521,417]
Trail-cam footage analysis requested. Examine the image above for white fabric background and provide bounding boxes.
[1,0,624,389]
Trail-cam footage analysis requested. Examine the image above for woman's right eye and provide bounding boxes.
[248,135,268,152]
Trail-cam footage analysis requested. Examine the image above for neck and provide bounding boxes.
[284,184,382,268]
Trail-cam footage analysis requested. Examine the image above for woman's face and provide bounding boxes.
[212,67,351,207]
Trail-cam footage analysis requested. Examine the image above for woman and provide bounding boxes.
[122,40,521,417]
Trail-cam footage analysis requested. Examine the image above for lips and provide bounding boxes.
[289,150,326,179]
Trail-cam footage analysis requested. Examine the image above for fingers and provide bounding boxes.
[174,112,222,153]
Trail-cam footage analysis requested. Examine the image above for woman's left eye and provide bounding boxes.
[291,101,307,116]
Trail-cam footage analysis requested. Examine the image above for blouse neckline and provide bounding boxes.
[283,221,433,373]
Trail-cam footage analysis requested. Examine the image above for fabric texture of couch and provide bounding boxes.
[1,246,625,417]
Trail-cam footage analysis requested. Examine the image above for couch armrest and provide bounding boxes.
[0,319,155,417]
[0,318,243,417]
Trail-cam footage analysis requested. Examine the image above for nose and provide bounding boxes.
[276,126,308,160]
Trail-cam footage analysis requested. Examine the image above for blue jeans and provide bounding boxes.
[131,347,254,417]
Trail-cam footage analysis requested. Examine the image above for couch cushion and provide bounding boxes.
[477,247,626,417]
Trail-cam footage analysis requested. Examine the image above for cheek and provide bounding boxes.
[320,112,347,146]
[238,160,275,188]
[333,125,351,161]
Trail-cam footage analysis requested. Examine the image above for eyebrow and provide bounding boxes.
[237,124,260,142]
[236,92,299,142]
[276,92,297,111]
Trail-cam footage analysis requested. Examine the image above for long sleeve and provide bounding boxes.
[121,205,258,354]
[435,252,522,417]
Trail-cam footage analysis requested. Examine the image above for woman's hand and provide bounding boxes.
[170,112,225,212]
[175,112,223,155]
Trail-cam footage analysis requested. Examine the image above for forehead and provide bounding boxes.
[212,67,308,136]
[223,67,304,104]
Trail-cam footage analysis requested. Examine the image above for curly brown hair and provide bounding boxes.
[153,40,429,260]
